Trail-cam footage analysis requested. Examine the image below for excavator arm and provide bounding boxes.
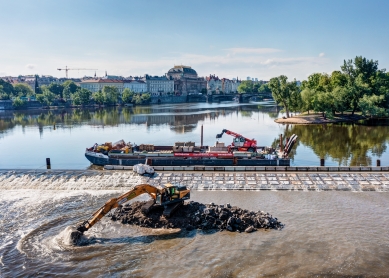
[76,184,159,233]
[216,129,251,141]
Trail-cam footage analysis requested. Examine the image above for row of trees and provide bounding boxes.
[269,56,389,118]
[237,81,271,94]
[0,79,151,107]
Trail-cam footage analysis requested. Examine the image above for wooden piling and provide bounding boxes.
[46,158,51,169]
[280,134,283,152]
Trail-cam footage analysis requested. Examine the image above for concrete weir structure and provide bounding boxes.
[1,169,388,191]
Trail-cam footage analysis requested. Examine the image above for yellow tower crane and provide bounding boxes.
[57,66,98,78]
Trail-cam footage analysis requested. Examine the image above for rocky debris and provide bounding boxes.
[110,201,284,233]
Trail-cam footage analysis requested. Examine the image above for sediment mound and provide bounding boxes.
[111,201,284,233]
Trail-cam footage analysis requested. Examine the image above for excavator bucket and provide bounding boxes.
[216,133,223,139]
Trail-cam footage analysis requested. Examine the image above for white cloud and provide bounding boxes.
[25,47,331,80]
[111,51,329,80]
[25,64,36,70]
[226,47,282,54]
[319,53,325,57]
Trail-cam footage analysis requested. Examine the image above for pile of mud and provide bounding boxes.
[111,201,284,233]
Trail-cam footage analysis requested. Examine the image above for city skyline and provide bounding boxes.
[1,0,389,80]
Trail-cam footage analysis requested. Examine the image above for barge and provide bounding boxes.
[85,133,297,167]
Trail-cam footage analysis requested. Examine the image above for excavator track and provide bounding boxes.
[163,201,184,218]
[141,199,157,214]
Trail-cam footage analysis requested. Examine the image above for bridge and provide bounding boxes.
[207,93,273,103]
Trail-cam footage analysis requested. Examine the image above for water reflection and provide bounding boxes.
[283,123,389,166]
[0,103,279,135]
[1,102,389,167]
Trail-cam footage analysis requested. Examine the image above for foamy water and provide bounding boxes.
[1,172,389,277]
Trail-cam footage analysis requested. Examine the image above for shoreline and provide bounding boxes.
[275,113,366,124]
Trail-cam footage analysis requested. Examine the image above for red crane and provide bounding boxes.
[57,66,98,78]
[216,129,257,152]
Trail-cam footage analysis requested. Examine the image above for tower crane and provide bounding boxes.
[57,66,98,78]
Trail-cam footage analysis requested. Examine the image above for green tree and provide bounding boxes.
[122,88,134,103]
[14,83,34,97]
[300,88,315,114]
[36,88,56,106]
[93,91,104,106]
[237,80,254,94]
[359,94,387,117]
[12,97,26,109]
[288,80,302,114]
[72,88,92,106]
[132,94,142,105]
[340,56,383,115]
[258,83,271,94]
[102,86,119,105]
[0,79,15,98]
[330,86,349,114]
[47,82,64,98]
[0,85,9,99]
[62,81,78,101]
[269,75,296,118]
[141,93,151,104]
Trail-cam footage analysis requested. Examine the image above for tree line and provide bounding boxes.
[0,79,151,108]
[268,56,389,118]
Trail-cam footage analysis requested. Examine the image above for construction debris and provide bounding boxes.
[111,201,283,232]
[132,164,155,175]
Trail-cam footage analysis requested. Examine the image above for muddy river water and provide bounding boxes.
[1,183,388,277]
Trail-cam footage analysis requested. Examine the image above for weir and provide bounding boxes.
[0,169,388,191]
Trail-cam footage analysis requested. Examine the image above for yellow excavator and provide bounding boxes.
[75,183,190,235]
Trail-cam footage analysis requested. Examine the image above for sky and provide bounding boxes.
[1,0,389,81]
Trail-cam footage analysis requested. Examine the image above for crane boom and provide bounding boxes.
[57,66,98,78]
[215,129,257,152]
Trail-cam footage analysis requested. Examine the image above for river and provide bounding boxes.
[0,175,388,277]
[1,102,389,277]
[1,101,389,168]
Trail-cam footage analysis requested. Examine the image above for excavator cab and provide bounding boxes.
[163,184,190,204]
[233,137,245,147]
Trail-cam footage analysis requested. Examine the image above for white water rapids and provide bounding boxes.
[1,170,389,277]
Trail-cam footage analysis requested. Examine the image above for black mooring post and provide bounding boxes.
[377,159,381,167]
[201,124,203,148]
[320,158,325,167]
[46,158,51,169]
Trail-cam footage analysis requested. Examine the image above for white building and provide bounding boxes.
[231,79,241,93]
[144,75,174,96]
[206,74,222,94]
[123,80,147,93]
[221,78,233,94]
[80,79,124,93]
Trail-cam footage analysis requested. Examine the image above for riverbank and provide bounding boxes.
[275,113,366,124]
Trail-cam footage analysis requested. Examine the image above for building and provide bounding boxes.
[123,79,147,93]
[231,79,241,93]
[80,79,124,93]
[166,65,206,95]
[144,74,174,96]
[221,78,233,94]
[206,74,222,94]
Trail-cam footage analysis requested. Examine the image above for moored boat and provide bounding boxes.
[85,135,297,167]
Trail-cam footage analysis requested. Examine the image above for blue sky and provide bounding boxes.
[1,0,389,80]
